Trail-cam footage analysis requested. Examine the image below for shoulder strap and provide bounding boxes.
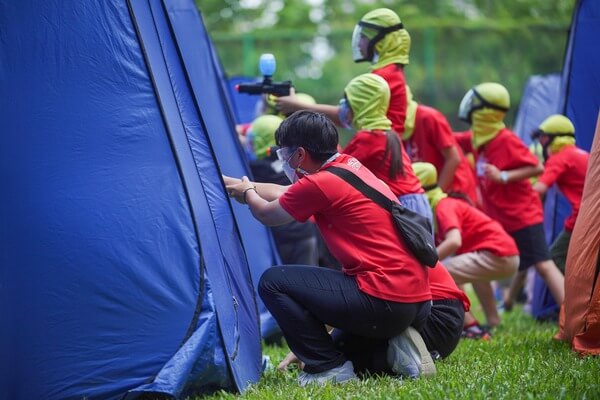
[326,166,397,212]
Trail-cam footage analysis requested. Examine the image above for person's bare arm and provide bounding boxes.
[483,163,543,184]
[436,228,462,260]
[226,176,294,226]
[223,175,289,202]
[438,146,461,191]
[532,181,549,196]
[275,96,341,125]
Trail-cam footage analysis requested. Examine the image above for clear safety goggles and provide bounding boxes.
[275,147,297,162]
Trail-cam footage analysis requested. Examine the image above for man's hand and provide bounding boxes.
[226,176,255,204]
[277,351,304,372]
[222,174,242,186]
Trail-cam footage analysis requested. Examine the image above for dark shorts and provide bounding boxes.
[419,299,465,359]
[509,223,551,271]
[550,229,572,274]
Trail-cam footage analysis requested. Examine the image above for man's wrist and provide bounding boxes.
[242,186,257,204]
[499,170,509,184]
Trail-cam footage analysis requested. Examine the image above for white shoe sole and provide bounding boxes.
[388,327,436,378]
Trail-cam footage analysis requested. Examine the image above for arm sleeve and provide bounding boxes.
[537,156,565,187]
[504,134,540,169]
[278,177,330,223]
[426,108,456,149]
[436,201,460,237]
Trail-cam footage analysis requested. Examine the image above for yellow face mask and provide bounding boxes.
[459,83,509,148]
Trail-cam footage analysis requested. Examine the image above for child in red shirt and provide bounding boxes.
[458,82,565,310]
[340,73,431,221]
[275,8,411,134]
[403,86,478,204]
[531,114,589,272]
[413,162,519,331]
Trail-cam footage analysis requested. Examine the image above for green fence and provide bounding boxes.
[213,20,569,130]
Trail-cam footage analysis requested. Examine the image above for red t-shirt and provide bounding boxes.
[343,130,423,196]
[278,154,431,303]
[454,130,475,156]
[373,64,407,134]
[404,105,477,203]
[538,145,589,231]
[476,128,543,232]
[435,197,519,257]
[428,264,470,311]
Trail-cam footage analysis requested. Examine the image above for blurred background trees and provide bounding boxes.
[197,0,574,131]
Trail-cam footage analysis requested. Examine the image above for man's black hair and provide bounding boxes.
[275,110,339,162]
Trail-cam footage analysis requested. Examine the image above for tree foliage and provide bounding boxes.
[197,0,574,128]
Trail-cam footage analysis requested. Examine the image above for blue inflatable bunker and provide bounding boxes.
[0,1,266,398]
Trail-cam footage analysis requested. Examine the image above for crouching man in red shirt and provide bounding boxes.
[225,111,434,386]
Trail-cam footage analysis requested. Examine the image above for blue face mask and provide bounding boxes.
[338,98,353,129]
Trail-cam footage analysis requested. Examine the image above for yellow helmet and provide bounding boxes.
[534,114,575,137]
[458,82,510,124]
[531,114,576,158]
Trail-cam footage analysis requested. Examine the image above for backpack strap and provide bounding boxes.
[326,166,398,212]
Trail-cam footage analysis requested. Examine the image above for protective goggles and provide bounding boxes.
[276,147,297,162]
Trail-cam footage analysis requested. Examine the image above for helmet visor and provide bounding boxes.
[352,25,367,62]
[458,89,476,122]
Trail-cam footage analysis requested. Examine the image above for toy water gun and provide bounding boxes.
[236,53,292,96]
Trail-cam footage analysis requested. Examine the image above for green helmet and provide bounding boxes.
[248,115,284,159]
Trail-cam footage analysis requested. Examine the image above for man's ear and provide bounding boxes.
[296,147,307,163]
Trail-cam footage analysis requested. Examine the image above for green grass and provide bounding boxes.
[192,307,599,400]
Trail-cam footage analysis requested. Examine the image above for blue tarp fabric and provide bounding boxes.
[0,1,261,398]
[561,0,600,153]
[513,74,564,319]
[155,0,282,341]
[227,76,263,125]
[518,0,600,320]
[513,74,562,146]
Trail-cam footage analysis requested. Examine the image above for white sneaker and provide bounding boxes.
[297,360,357,386]
[387,327,436,379]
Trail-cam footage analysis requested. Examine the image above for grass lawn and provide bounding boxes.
[193,306,599,399]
